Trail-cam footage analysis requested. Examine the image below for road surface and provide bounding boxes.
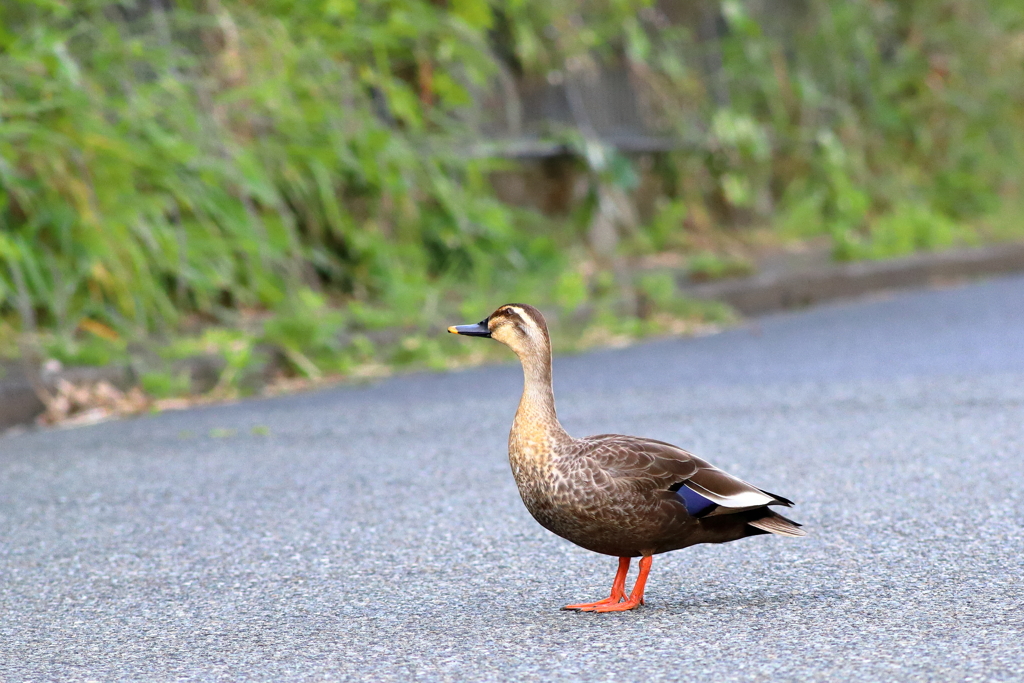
[2,276,1023,681]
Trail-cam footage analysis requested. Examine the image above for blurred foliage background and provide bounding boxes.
[1,0,1023,394]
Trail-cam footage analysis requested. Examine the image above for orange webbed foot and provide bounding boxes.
[562,595,623,611]
[562,556,631,612]
[583,595,644,612]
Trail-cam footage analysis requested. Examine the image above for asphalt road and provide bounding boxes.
[2,276,1023,682]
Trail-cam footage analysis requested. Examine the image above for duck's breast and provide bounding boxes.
[509,446,700,556]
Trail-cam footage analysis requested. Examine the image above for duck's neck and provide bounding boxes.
[512,343,571,445]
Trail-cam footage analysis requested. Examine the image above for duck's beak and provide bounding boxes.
[448,319,491,337]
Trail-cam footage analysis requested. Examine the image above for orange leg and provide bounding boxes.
[580,555,653,613]
[563,557,631,611]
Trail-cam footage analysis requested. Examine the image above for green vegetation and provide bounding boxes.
[686,252,755,282]
[2,0,1023,407]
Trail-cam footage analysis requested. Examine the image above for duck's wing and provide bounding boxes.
[578,434,791,516]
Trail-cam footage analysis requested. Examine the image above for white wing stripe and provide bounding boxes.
[684,480,774,509]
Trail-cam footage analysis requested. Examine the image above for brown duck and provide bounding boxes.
[449,303,805,612]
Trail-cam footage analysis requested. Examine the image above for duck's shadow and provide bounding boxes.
[654,588,844,615]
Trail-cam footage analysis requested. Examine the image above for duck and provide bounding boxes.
[448,303,805,612]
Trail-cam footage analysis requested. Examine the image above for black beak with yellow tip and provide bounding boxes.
[448,319,491,337]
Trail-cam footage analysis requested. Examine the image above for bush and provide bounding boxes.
[1,0,1022,358]
[0,0,551,337]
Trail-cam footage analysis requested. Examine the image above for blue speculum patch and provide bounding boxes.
[675,485,716,516]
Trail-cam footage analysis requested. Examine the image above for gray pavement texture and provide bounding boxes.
[2,277,1024,682]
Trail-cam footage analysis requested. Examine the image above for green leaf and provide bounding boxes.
[450,0,493,29]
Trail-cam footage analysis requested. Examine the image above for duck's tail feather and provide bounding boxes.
[759,489,795,507]
[747,510,807,537]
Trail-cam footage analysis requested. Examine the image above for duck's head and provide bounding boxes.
[448,303,550,358]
